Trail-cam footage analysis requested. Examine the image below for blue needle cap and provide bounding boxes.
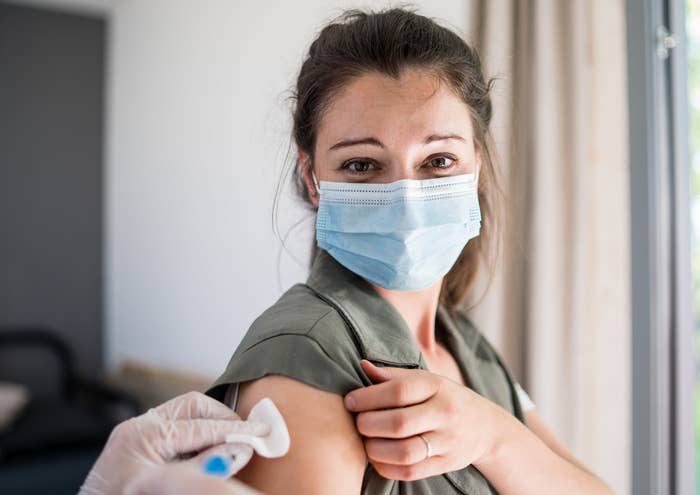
[203,455,230,477]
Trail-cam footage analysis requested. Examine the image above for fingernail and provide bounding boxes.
[345,395,356,410]
[203,455,230,477]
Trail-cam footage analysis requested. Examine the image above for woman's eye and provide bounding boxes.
[342,160,375,173]
[427,156,456,169]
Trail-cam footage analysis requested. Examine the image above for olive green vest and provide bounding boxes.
[207,249,526,495]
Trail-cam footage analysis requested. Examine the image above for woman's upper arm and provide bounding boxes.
[231,374,367,494]
[523,409,594,476]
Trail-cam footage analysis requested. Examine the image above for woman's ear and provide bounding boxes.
[298,150,320,208]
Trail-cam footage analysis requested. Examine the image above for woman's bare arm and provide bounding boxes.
[473,407,613,494]
[231,374,367,494]
[523,410,599,478]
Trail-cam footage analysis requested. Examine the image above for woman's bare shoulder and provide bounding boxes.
[232,374,368,494]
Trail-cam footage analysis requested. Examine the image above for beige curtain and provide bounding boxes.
[462,1,630,494]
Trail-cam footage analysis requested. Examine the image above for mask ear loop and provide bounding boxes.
[474,162,480,187]
[311,170,320,196]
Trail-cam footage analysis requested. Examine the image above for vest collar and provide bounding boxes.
[305,249,463,370]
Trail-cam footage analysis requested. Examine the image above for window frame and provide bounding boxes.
[627,0,696,493]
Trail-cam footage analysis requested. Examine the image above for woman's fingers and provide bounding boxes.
[364,432,440,466]
[355,399,443,438]
[346,373,440,412]
[370,454,446,483]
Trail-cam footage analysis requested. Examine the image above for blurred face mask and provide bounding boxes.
[312,171,481,291]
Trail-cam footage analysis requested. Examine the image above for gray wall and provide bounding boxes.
[0,2,105,375]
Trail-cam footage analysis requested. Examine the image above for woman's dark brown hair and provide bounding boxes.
[275,5,504,312]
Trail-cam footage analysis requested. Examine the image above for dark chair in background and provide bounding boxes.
[0,326,141,495]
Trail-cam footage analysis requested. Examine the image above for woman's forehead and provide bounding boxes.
[317,70,474,150]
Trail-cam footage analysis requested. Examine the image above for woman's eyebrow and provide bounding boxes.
[328,133,466,151]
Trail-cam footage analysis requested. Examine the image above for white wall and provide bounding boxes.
[106,0,468,377]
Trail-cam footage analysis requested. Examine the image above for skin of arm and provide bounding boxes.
[523,410,600,477]
[231,374,368,494]
[473,407,614,494]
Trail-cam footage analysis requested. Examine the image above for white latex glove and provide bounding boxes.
[120,462,264,495]
[79,391,270,495]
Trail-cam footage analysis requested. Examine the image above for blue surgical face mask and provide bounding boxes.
[312,171,482,291]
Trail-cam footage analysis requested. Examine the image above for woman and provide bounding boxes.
[207,7,612,495]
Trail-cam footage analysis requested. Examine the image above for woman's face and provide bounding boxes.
[300,67,481,208]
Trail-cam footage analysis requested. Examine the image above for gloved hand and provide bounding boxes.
[119,461,264,495]
[79,391,270,495]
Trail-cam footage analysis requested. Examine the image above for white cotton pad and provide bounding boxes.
[225,397,290,458]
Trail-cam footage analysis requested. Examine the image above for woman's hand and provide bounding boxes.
[343,360,508,481]
[80,391,271,495]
